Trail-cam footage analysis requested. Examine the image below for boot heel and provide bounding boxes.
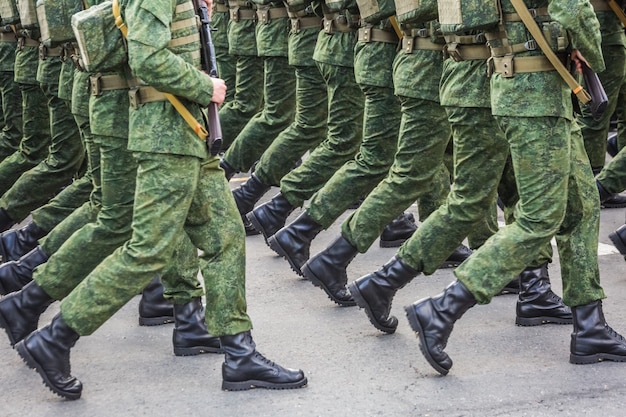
[405,303,450,376]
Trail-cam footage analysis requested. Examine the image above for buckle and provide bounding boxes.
[38,43,47,60]
[528,8,537,17]
[128,87,140,109]
[445,42,463,62]
[524,39,537,50]
[89,74,103,96]
[416,28,429,37]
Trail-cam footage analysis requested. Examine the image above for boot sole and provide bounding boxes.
[247,212,273,244]
[222,376,308,391]
[268,236,305,277]
[405,305,449,376]
[348,282,396,334]
[515,316,572,326]
[438,260,463,269]
[15,340,81,400]
[570,353,626,364]
[174,346,223,356]
[301,263,355,307]
[608,231,626,255]
[138,316,174,326]
[379,239,406,248]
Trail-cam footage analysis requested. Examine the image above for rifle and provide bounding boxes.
[193,0,223,156]
[581,61,609,121]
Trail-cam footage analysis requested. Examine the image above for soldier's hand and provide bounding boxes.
[202,0,213,18]
[210,77,227,105]
[570,49,590,75]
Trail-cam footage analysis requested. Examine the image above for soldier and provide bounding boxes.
[400,0,626,374]
[212,0,236,103]
[8,0,306,399]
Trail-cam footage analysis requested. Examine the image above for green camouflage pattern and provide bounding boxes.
[597,145,626,194]
[313,29,357,68]
[71,70,90,117]
[255,6,290,57]
[255,64,328,186]
[211,8,236,103]
[14,43,39,84]
[357,0,395,24]
[161,232,204,303]
[0,82,51,195]
[491,0,603,119]
[227,13,257,56]
[37,0,82,47]
[280,59,364,207]
[222,56,296,172]
[0,70,23,161]
[595,9,625,47]
[0,37,17,71]
[438,0,499,34]
[0,76,84,223]
[394,0,437,24]
[440,54,490,108]
[306,40,398,228]
[56,59,74,101]
[288,23,320,67]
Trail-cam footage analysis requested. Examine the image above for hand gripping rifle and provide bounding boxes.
[193,0,223,155]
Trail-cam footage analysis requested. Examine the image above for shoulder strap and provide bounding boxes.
[508,0,590,104]
[111,0,209,141]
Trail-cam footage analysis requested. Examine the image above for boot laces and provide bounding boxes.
[606,324,626,342]
[254,351,277,368]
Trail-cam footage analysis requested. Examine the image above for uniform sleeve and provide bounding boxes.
[548,0,605,72]
[125,0,215,107]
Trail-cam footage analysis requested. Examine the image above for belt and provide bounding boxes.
[39,44,63,60]
[0,32,16,43]
[401,36,443,53]
[128,85,168,109]
[229,6,257,22]
[323,13,360,34]
[290,16,322,33]
[502,7,549,21]
[90,74,136,96]
[357,27,398,44]
[256,6,289,24]
[17,37,39,50]
[444,43,490,61]
[490,55,555,77]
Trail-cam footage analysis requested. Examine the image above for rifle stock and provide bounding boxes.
[581,61,608,121]
[194,0,223,155]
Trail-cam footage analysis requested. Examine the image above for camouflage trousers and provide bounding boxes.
[397,107,509,273]
[579,44,626,169]
[255,64,328,186]
[32,114,99,239]
[597,145,626,194]
[60,154,252,336]
[218,55,264,149]
[280,61,364,207]
[307,84,400,228]
[0,82,51,195]
[0,81,84,223]
[455,117,605,307]
[223,56,296,172]
[212,10,235,105]
[342,97,452,253]
[0,71,23,161]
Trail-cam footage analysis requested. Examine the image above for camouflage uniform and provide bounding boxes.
[252,3,327,187]
[451,0,605,307]
[0,29,22,161]
[0,9,85,225]
[59,0,252,336]
[212,0,236,103]
[218,0,264,148]
[221,0,296,172]
[339,22,452,252]
[277,0,364,207]
[578,5,626,169]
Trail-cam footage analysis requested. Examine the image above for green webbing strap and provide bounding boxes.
[509,0,590,104]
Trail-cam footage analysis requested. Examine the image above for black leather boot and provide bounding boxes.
[348,255,418,333]
[220,330,307,391]
[173,298,222,356]
[268,211,323,276]
[515,263,572,326]
[0,208,14,233]
[608,224,626,255]
[607,131,618,158]
[220,158,237,181]
[138,277,174,326]
[247,193,295,243]
[597,177,626,209]
[233,174,271,217]
[570,300,626,364]
[405,280,476,375]
[0,220,46,264]
[379,213,417,248]
[0,281,54,346]
[439,244,473,268]
[15,313,82,400]
[496,276,521,296]
[0,246,48,295]
[301,234,358,307]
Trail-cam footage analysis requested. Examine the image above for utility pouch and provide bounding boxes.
[0,0,20,25]
[356,0,395,24]
[541,21,568,52]
[394,0,437,25]
[71,1,127,73]
[37,0,84,47]
[17,0,38,28]
[438,0,499,34]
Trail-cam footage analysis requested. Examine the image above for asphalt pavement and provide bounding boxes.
[1,175,626,417]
